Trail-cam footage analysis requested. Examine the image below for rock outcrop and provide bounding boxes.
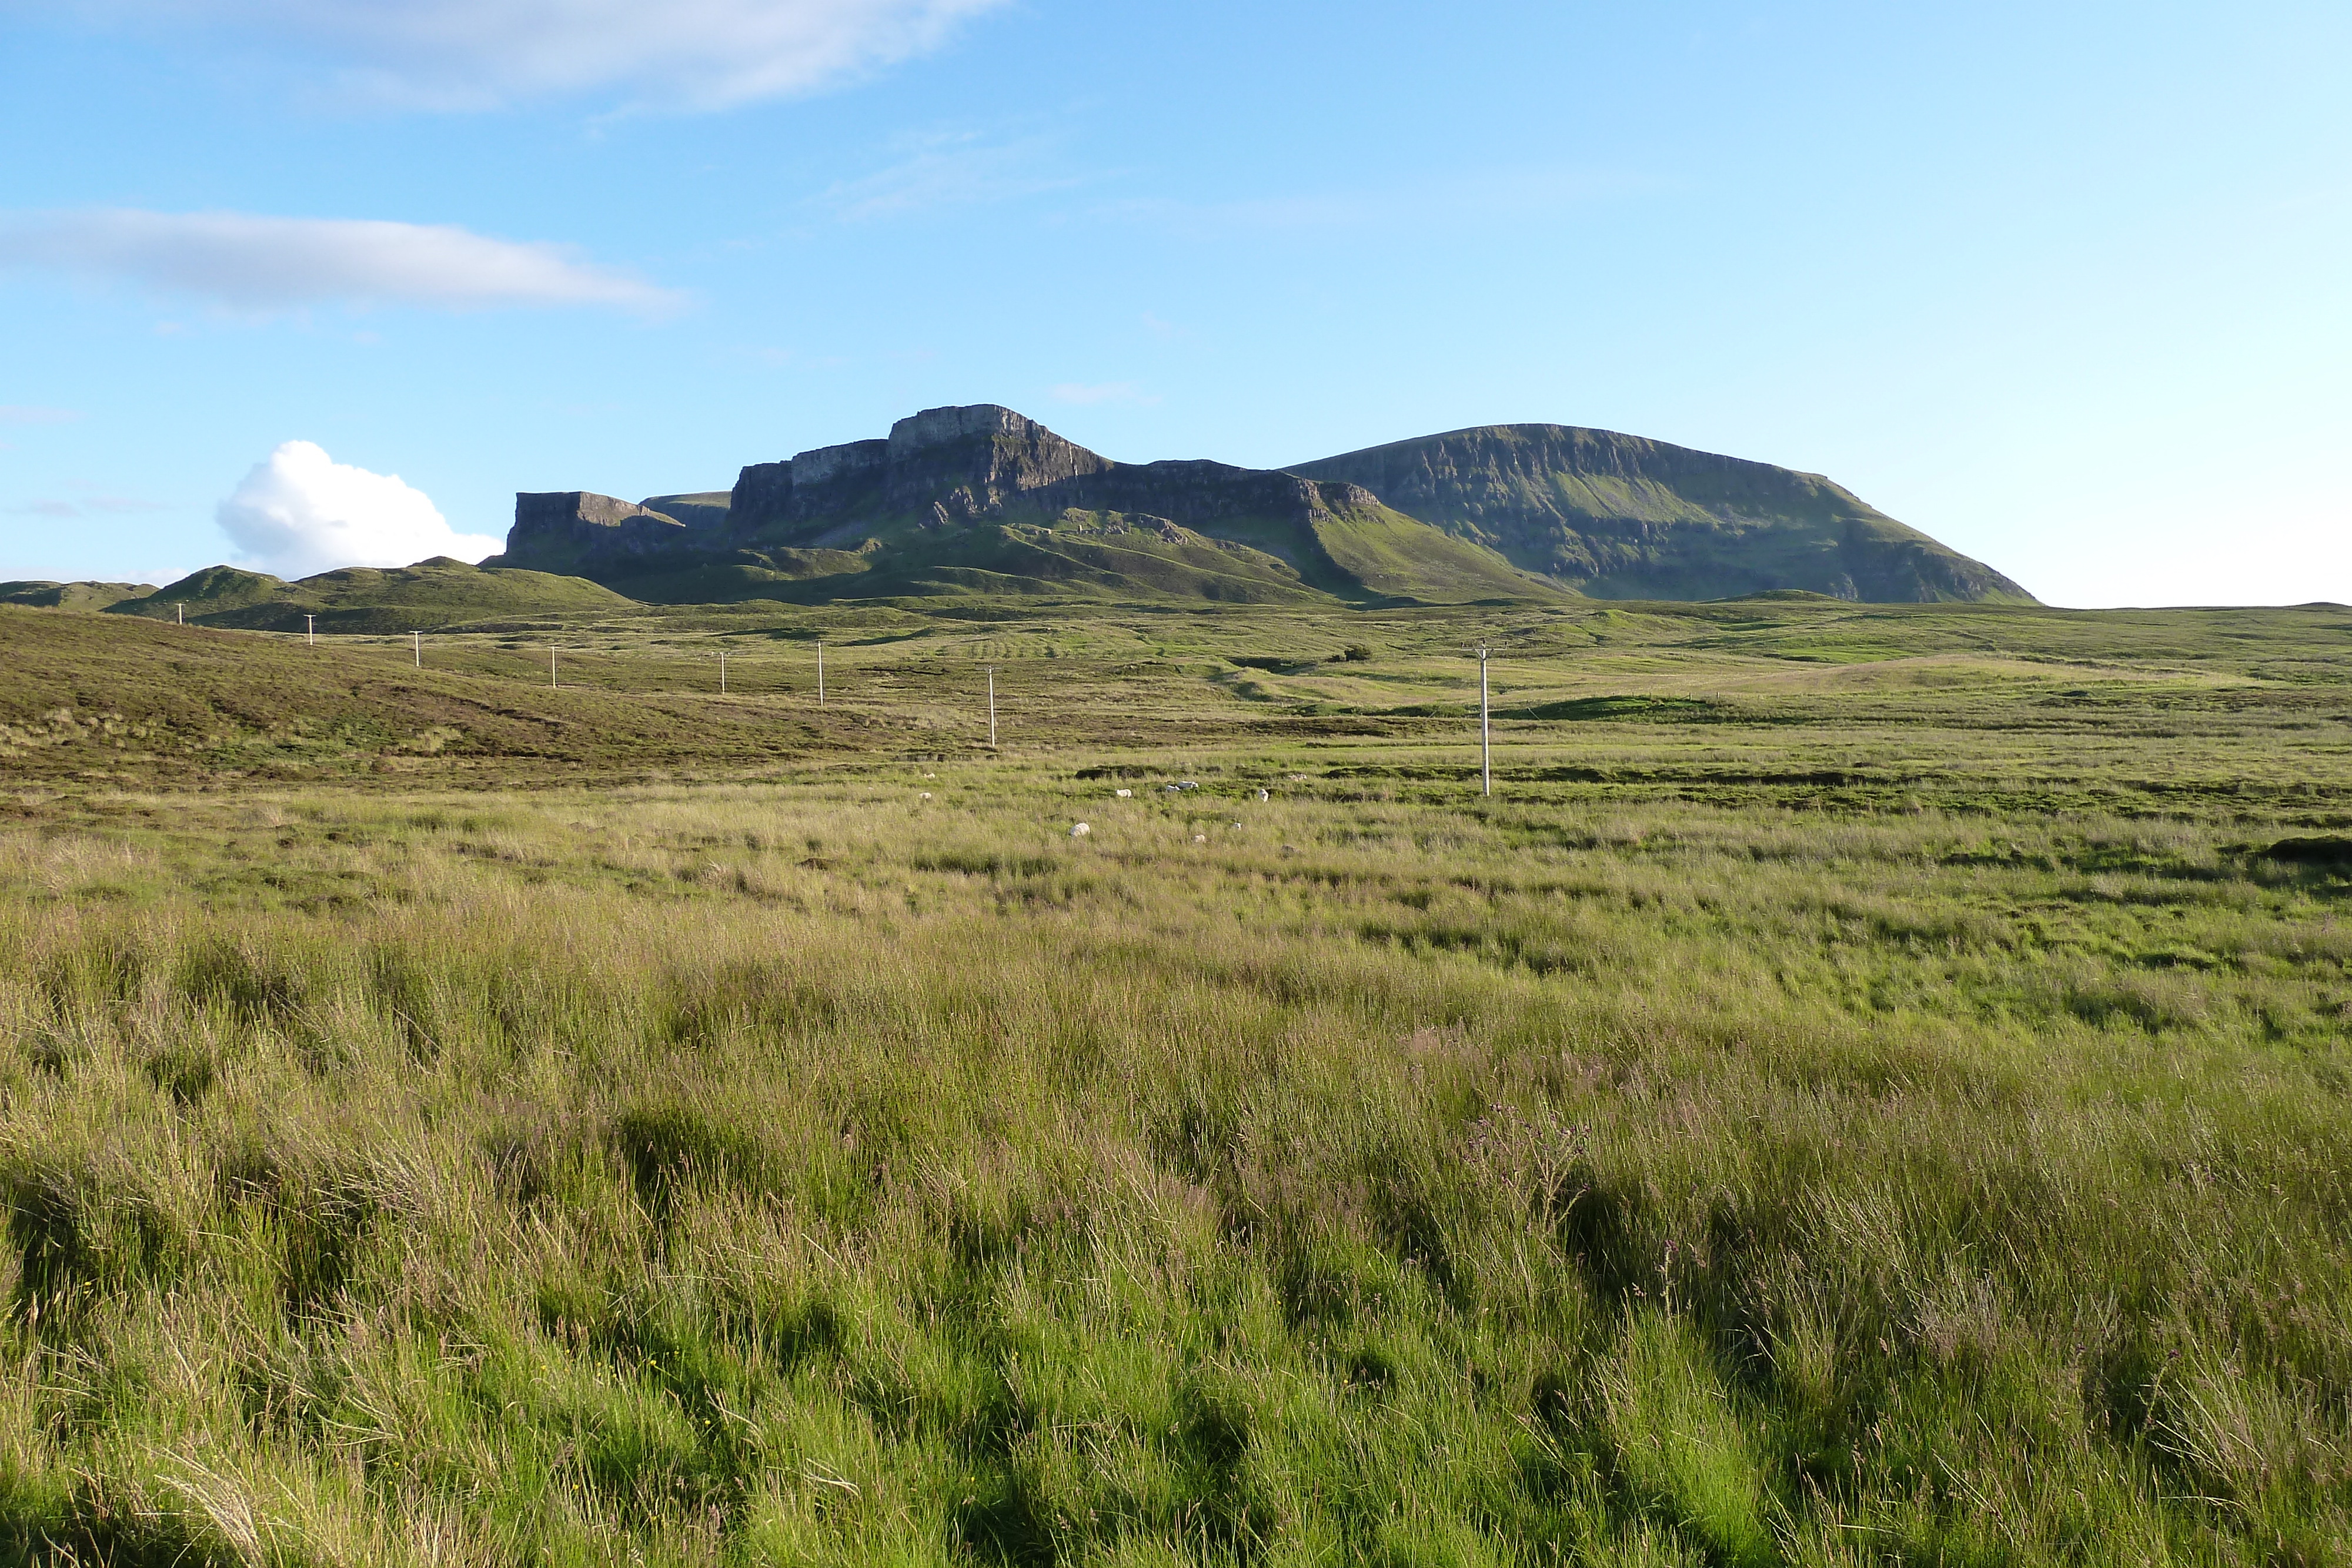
[720,404,1401,577]
[487,493,694,576]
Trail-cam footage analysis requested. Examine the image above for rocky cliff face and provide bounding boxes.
[492,492,695,574]
[1292,424,2034,603]
[724,407,1119,539]
[720,405,1369,565]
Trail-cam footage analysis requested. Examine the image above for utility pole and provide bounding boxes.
[412,631,421,668]
[817,643,826,707]
[176,604,183,626]
[718,651,727,694]
[305,614,315,647]
[987,666,997,748]
[1476,641,1492,797]
[550,648,557,689]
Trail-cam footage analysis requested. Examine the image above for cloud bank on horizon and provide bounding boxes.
[218,442,499,580]
[29,0,1005,109]
[0,210,677,313]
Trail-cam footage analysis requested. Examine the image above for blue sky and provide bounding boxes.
[2,0,2346,606]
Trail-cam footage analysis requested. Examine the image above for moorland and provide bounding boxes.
[1,590,2348,1566]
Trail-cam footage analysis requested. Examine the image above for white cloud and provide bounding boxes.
[216,441,500,579]
[0,210,680,313]
[32,0,1005,110]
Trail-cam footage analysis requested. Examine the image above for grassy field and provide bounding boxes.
[1,597,2349,1565]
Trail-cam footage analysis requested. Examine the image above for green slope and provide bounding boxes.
[1293,423,2035,604]
[0,580,156,611]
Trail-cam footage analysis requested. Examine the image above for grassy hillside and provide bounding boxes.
[0,607,850,781]
[0,580,155,612]
[2,599,2348,1562]
[1295,424,2036,604]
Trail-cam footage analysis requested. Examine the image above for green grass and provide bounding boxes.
[0,597,2348,1564]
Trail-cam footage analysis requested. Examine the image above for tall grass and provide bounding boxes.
[1,770,2347,1564]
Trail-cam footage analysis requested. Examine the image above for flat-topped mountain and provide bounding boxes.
[491,406,2030,607]
[1291,424,2032,603]
[493,404,1552,606]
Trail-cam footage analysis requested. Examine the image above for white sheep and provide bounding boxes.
[1257,788,1269,801]
[918,791,932,800]
[1071,823,1091,838]
[1192,834,1207,844]
[1114,788,1132,798]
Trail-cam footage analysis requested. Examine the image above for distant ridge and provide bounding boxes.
[493,406,2030,608]
[1291,424,2034,603]
[10,409,2036,619]
[105,558,632,632]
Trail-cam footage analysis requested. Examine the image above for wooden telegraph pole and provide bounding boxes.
[413,631,421,668]
[817,643,826,707]
[305,614,315,646]
[719,651,728,694]
[987,666,997,748]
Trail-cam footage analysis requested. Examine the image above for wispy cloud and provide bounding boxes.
[0,406,83,424]
[7,494,167,517]
[0,210,680,315]
[1050,382,1158,407]
[27,0,1008,111]
[817,131,1084,221]
[1099,166,1656,239]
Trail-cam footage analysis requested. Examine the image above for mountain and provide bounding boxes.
[0,580,156,611]
[494,405,1558,606]
[1290,424,2034,603]
[105,559,633,631]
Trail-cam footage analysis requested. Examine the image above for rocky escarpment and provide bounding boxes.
[486,492,701,576]
[1292,424,2034,603]
[711,404,1465,593]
